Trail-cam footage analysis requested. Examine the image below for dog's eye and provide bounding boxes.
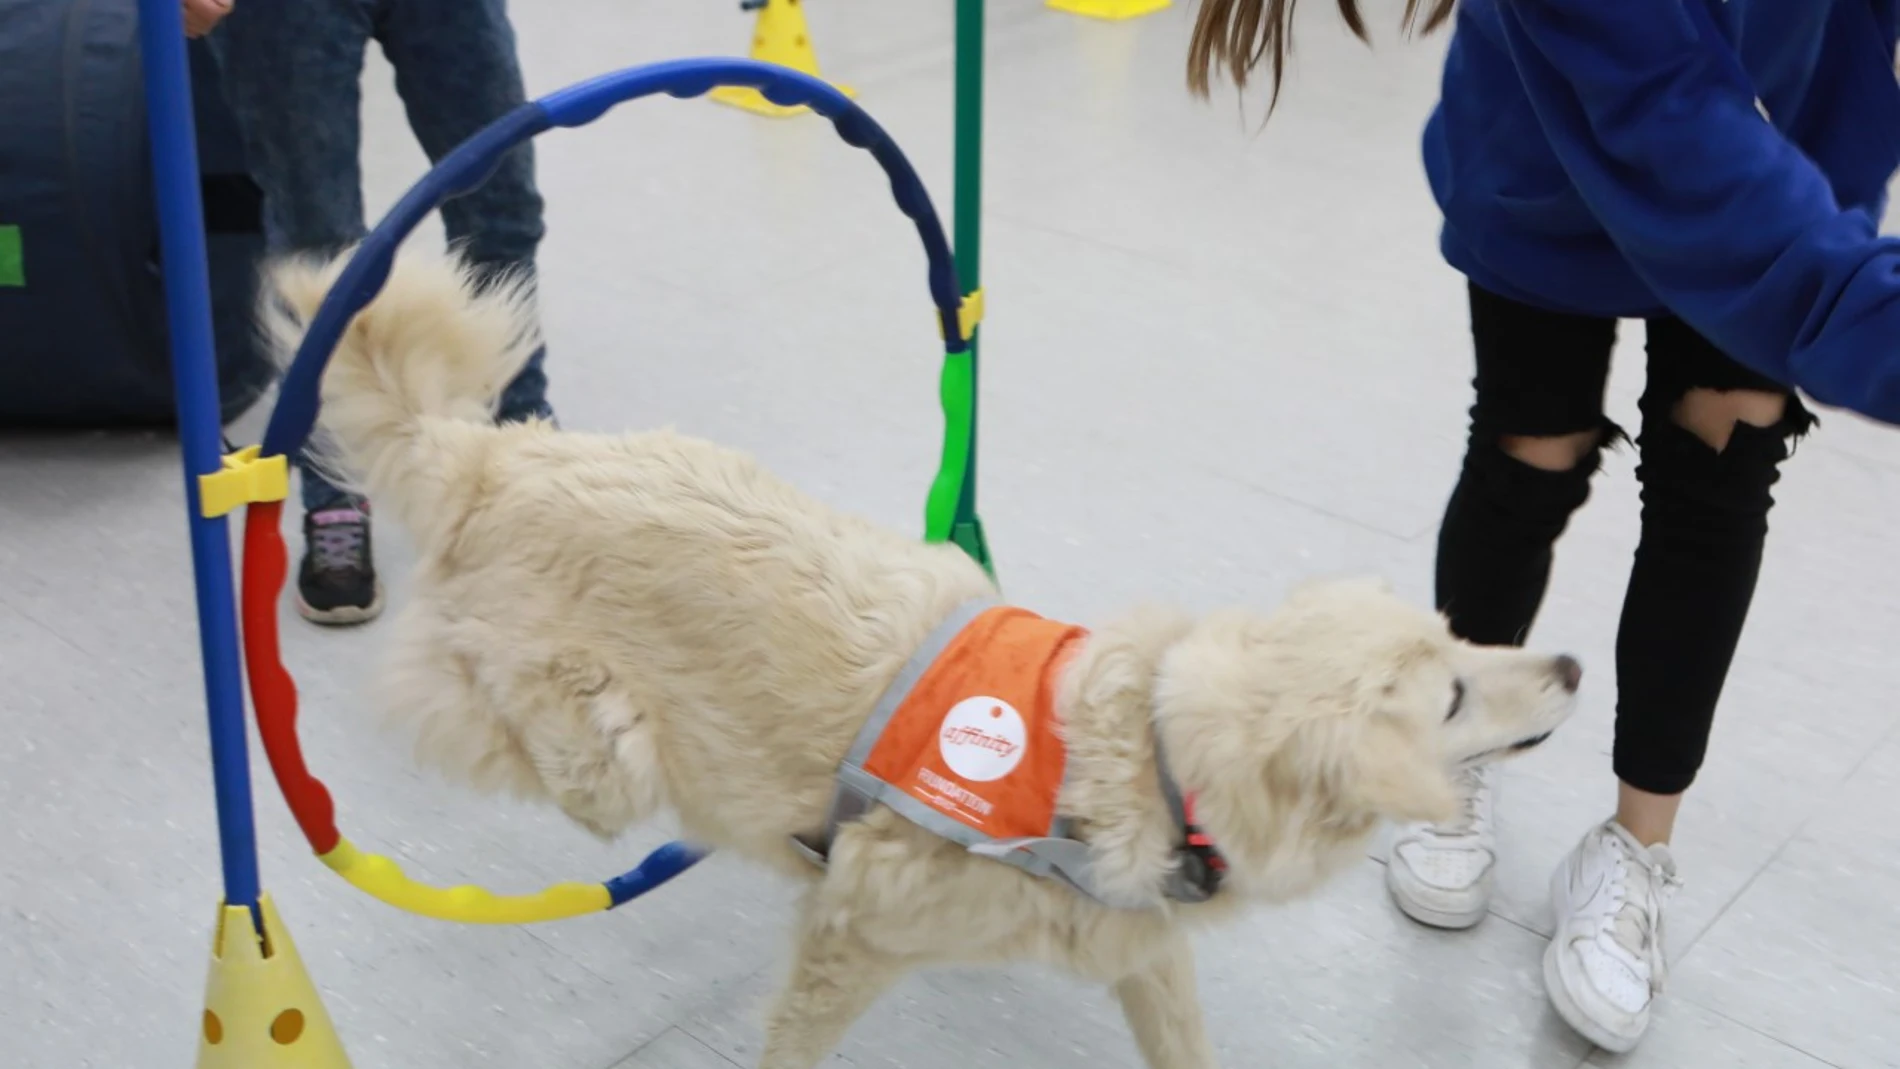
[1445,679,1466,722]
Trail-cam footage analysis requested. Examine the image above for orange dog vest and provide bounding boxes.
[793,599,1113,897]
[795,599,1227,906]
[861,604,1084,840]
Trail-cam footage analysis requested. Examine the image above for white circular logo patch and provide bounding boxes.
[938,696,1027,782]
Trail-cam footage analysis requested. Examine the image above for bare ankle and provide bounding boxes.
[1615,781,1683,847]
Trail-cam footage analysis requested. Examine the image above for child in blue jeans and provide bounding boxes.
[192,0,555,624]
[1191,0,1900,1053]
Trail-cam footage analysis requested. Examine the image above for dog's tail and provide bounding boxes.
[262,247,543,532]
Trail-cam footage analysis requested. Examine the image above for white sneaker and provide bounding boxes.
[1385,765,1497,929]
[1544,819,1683,1053]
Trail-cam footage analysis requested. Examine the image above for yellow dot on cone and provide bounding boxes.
[203,1010,224,1044]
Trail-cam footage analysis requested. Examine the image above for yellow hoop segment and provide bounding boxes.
[317,837,611,924]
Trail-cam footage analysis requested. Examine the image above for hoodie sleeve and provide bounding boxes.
[1498,0,1900,424]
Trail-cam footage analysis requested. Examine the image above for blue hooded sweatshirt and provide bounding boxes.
[1424,0,1900,424]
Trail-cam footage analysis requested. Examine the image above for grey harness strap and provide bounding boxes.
[792,598,1223,907]
[1153,732,1223,903]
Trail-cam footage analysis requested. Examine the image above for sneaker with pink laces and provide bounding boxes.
[296,506,385,625]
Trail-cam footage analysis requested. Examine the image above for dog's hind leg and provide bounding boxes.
[758,907,904,1069]
[1113,933,1220,1069]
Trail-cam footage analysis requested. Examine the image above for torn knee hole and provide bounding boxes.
[1669,389,1802,452]
[1498,429,1607,473]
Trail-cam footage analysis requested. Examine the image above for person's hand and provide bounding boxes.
[182,0,232,39]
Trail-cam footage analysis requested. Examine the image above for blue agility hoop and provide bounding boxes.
[242,58,973,922]
[263,57,967,459]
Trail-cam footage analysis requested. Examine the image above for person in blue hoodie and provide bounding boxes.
[1191,0,1900,1052]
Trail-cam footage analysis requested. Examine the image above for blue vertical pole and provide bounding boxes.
[136,0,262,914]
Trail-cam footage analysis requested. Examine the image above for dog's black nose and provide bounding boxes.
[1555,655,1583,693]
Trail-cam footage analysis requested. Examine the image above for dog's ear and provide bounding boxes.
[1348,721,1460,825]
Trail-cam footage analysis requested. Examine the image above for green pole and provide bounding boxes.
[949,0,992,573]
[954,0,984,293]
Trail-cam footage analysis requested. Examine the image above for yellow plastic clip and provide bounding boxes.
[199,446,289,518]
[940,289,985,344]
[318,837,612,924]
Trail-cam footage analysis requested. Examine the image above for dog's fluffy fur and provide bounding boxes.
[268,248,1579,1069]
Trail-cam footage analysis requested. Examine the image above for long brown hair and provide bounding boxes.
[1187,0,1457,105]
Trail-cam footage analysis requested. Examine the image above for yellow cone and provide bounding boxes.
[196,894,352,1068]
[711,0,855,118]
[1047,0,1172,20]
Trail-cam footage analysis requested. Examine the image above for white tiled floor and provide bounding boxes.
[5,3,1899,1067]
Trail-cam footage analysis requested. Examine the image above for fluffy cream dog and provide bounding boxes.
[267,248,1581,1069]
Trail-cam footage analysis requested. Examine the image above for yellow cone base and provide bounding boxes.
[714,0,852,119]
[197,895,351,1068]
[710,82,856,118]
[1047,0,1172,20]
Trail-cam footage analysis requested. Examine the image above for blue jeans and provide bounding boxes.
[208,0,553,511]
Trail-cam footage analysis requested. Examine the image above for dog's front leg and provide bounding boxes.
[758,912,903,1069]
[1112,932,1220,1069]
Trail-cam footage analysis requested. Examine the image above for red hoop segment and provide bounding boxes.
[240,498,342,854]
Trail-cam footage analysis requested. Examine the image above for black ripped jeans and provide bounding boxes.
[1436,283,1813,796]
